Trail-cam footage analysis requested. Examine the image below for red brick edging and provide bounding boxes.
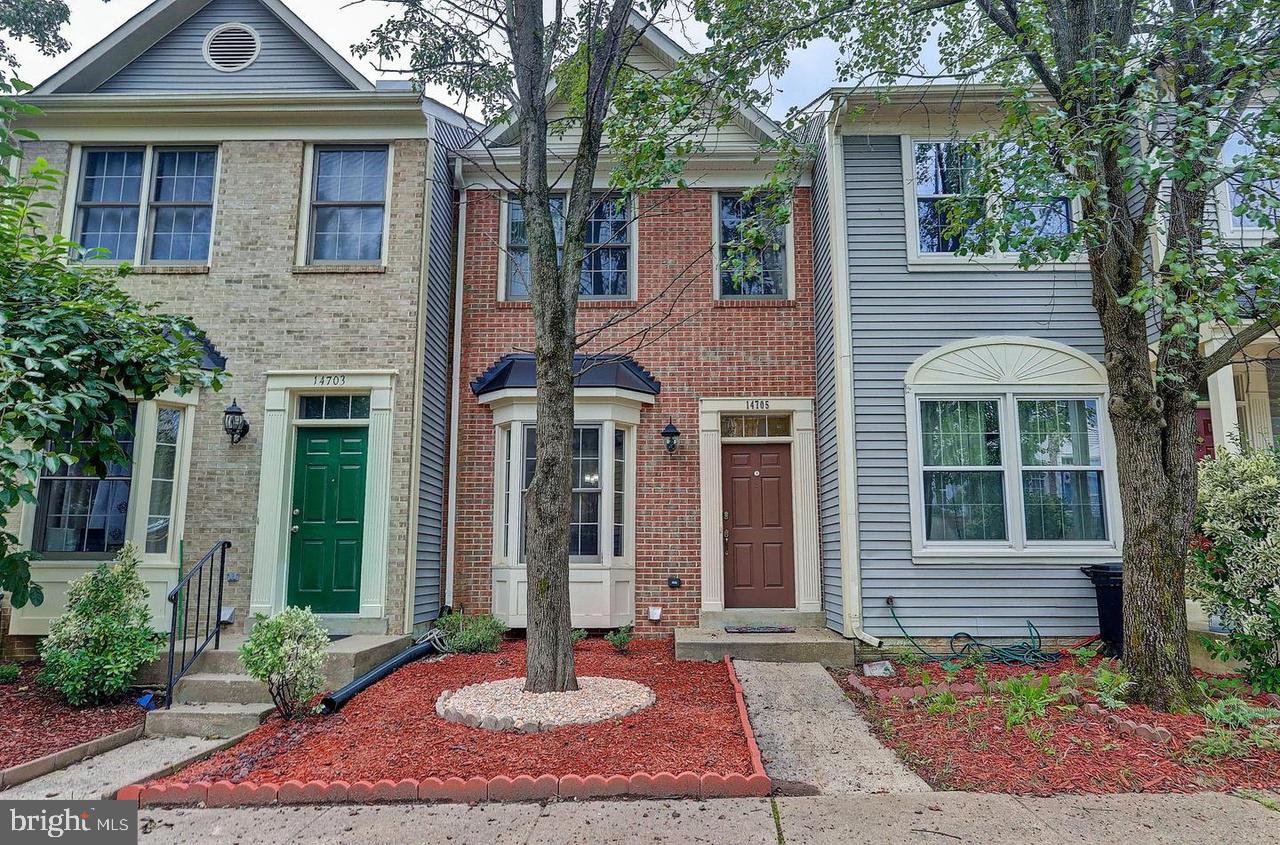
[117,659,771,807]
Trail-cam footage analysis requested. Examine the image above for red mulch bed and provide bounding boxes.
[161,639,753,784]
[0,664,145,770]
[834,653,1280,795]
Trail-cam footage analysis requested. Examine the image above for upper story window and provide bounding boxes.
[307,146,389,264]
[505,193,632,300]
[909,139,1073,258]
[74,146,218,264]
[1222,111,1279,234]
[716,192,789,299]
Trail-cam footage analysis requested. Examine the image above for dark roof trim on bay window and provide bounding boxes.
[471,353,661,397]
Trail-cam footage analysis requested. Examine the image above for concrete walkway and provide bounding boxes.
[2,736,228,801]
[733,660,929,794]
[136,792,1280,844]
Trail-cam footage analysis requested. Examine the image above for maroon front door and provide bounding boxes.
[722,443,796,609]
[1195,408,1215,461]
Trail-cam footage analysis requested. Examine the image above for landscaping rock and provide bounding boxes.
[862,660,896,678]
[436,676,656,733]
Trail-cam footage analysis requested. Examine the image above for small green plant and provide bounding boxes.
[1202,697,1280,729]
[1249,724,1280,751]
[0,663,20,683]
[240,607,330,719]
[38,545,162,706]
[1093,665,1134,710]
[1001,673,1059,728]
[973,663,991,695]
[1199,676,1247,698]
[894,650,924,668]
[1068,645,1099,662]
[571,628,588,644]
[1185,726,1251,762]
[605,624,633,654]
[434,611,507,654]
[924,689,958,716]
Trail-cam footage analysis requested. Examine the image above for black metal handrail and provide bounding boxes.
[165,540,231,709]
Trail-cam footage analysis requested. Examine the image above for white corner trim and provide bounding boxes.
[443,169,467,609]
[248,371,396,622]
[697,397,821,615]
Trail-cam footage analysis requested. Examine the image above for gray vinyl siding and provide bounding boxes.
[843,134,1116,640]
[413,120,467,626]
[97,0,356,93]
[810,135,844,634]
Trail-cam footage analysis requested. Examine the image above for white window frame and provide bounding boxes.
[902,136,1085,269]
[904,338,1123,563]
[68,144,222,267]
[296,143,395,267]
[711,189,796,301]
[1215,109,1278,243]
[495,192,638,302]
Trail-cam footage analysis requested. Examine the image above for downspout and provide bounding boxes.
[404,118,438,635]
[442,158,468,609]
[824,99,880,648]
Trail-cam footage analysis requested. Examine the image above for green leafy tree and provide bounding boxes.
[690,0,1280,711]
[356,0,774,692]
[0,84,219,613]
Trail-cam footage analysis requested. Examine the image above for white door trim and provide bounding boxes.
[698,397,821,614]
[249,370,396,621]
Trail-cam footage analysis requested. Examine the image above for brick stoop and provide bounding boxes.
[119,656,772,806]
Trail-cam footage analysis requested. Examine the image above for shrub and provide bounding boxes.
[434,611,506,653]
[239,607,329,719]
[38,544,160,705]
[1193,448,1280,693]
[605,624,634,654]
[571,628,588,644]
[0,663,19,683]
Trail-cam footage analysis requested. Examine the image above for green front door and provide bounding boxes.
[287,426,368,614]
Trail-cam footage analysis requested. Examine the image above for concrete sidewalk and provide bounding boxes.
[137,792,1280,844]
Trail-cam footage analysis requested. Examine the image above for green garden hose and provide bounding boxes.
[886,598,1062,669]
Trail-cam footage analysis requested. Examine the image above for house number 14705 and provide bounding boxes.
[746,399,771,410]
[313,375,347,387]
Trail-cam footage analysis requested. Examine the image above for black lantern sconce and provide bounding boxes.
[660,418,681,454]
[223,399,250,445]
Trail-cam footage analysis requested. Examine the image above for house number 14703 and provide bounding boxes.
[313,375,347,387]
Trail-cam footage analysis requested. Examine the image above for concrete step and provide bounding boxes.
[675,626,857,666]
[173,672,271,705]
[145,702,274,739]
[188,634,411,688]
[698,609,827,629]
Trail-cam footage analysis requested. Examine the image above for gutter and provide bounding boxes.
[442,158,468,609]
[823,97,880,649]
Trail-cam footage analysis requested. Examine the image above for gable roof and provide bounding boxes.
[478,12,780,149]
[33,0,374,95]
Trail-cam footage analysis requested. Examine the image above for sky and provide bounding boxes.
[12,0,849,117]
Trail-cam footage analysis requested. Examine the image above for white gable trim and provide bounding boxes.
[32,0,373,95]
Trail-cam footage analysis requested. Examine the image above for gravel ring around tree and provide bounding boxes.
[436,676,656,733]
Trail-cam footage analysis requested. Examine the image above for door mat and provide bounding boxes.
[724,626,795,634]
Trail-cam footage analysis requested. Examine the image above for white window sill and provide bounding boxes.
[292,264,387,275]
[912,545,1120,565]
[906,254,1090,272]
[492,558,634,570]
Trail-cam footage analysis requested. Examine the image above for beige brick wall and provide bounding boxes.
[13,138,429,636]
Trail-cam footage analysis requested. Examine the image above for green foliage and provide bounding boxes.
[0,662,19,683]
[1193,448,1280,693]
[239,607,330,720]
[0,81,219,611]
[1186,726,1253,762]
[1068,645,1099,662]
[1000,673,1059,728]
[434,611,507,654]
[924,689,958,716]
[1201,697,1280,729]
[1094,665,1135,710]
[605,624,633,655]
[37,544,160,705]
[571,628,588,644]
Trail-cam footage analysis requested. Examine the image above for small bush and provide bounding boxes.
[0,663,20,683]
[38,544,161,705]
[239,607,329,720]
[1094,665,1134,709]
[605,624,633,654]
[434,611,507,653]
[1193,447,1280,693]
[571,628,588,644]
[1000,673,1058,727]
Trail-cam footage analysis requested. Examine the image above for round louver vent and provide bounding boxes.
[203,23,261,72]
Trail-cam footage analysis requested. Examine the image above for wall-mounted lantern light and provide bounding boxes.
[661,419,681,454]
[223,399,250,445]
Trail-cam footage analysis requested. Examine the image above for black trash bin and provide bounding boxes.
[1080,563,1123,656]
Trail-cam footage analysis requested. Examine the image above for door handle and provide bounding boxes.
[293,508,301,516]
[290,525,299,534]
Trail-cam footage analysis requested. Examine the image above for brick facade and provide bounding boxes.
[10,137,429,638]
[453,187,816,635]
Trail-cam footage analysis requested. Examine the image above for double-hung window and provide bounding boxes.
[74,146,218,264]
[716,192,788,298]
[916,395,1109,550]
[519,426,604,559]
[505,193,631,300]
[308,146,389,263]
[32,402,189,559]
[1221,111,1280,234]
